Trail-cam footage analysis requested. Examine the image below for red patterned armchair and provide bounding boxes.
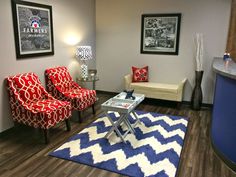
[6,72,72,143]
[45,66,96,123]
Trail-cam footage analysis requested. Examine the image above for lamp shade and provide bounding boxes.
[76,46,92,60]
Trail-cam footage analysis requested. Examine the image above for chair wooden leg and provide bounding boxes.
[78,111,82,123]
[43,129,49,144]
[13,121,21,127]
[92,104,95,114]
[176,102,181,109]
[65,119,71,131]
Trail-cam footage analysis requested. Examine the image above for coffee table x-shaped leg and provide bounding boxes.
[105,111,141,143]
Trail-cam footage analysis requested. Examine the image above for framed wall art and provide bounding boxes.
[140,13,181,55]
[11,0,54,58]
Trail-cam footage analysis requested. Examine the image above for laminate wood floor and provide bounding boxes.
[0,92,235,177]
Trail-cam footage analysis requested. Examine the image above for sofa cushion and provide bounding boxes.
[45,67,73,92]
[132,66,148,82]
[12,73,43,103]
[30,99,69,113]
[130,82,178,94]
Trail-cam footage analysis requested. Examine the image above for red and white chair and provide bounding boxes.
[6,72,72,143]
[45,66,97,122]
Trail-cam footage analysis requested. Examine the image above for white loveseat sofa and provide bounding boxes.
[124,74,186,102]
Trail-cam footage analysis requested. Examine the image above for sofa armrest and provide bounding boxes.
[176,78,187,102]
[124,74,132,90]
[177,78,187,93]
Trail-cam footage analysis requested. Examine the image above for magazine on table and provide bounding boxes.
[114,92,143,101]
[104,100,132,109]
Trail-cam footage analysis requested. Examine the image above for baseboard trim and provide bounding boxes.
[96,90,213,108]
[182,101,213,108]
[96,90,118,96]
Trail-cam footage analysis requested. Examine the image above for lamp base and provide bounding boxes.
[81,64,88,79]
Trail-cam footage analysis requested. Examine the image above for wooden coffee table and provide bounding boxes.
[101,92,145,142]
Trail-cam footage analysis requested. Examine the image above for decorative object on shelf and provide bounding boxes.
[76,46,92,80]
[191,33,204,110]
[124,89,135,100]
[11,0,54,59]
[223,53,232,69]
[223,53,231,61]
[140,13,181,55]
[88,69,97,80]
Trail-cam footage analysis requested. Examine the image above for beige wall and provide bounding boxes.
[96,0,231,104]
[0,0,95,132]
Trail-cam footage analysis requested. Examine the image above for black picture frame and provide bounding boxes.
[140,13,181,55]
[11,0,54,59]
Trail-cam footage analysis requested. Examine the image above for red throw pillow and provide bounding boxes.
[132,66,149,82]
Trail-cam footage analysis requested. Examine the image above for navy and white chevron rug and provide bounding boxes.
[49,111,188,177]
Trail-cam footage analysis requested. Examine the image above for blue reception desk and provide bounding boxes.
[212,57,236,171]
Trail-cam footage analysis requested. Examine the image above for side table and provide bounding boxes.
[76,77,99,90]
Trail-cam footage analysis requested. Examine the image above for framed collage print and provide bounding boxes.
[141,13,181,55]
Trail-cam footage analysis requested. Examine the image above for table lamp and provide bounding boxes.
[76,46,92,79]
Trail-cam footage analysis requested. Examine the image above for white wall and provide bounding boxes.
[96,0,231,104]
[0,0,95,132]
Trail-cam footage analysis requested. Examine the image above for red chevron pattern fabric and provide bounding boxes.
[45,66,96,111]
[6,72,72,129]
